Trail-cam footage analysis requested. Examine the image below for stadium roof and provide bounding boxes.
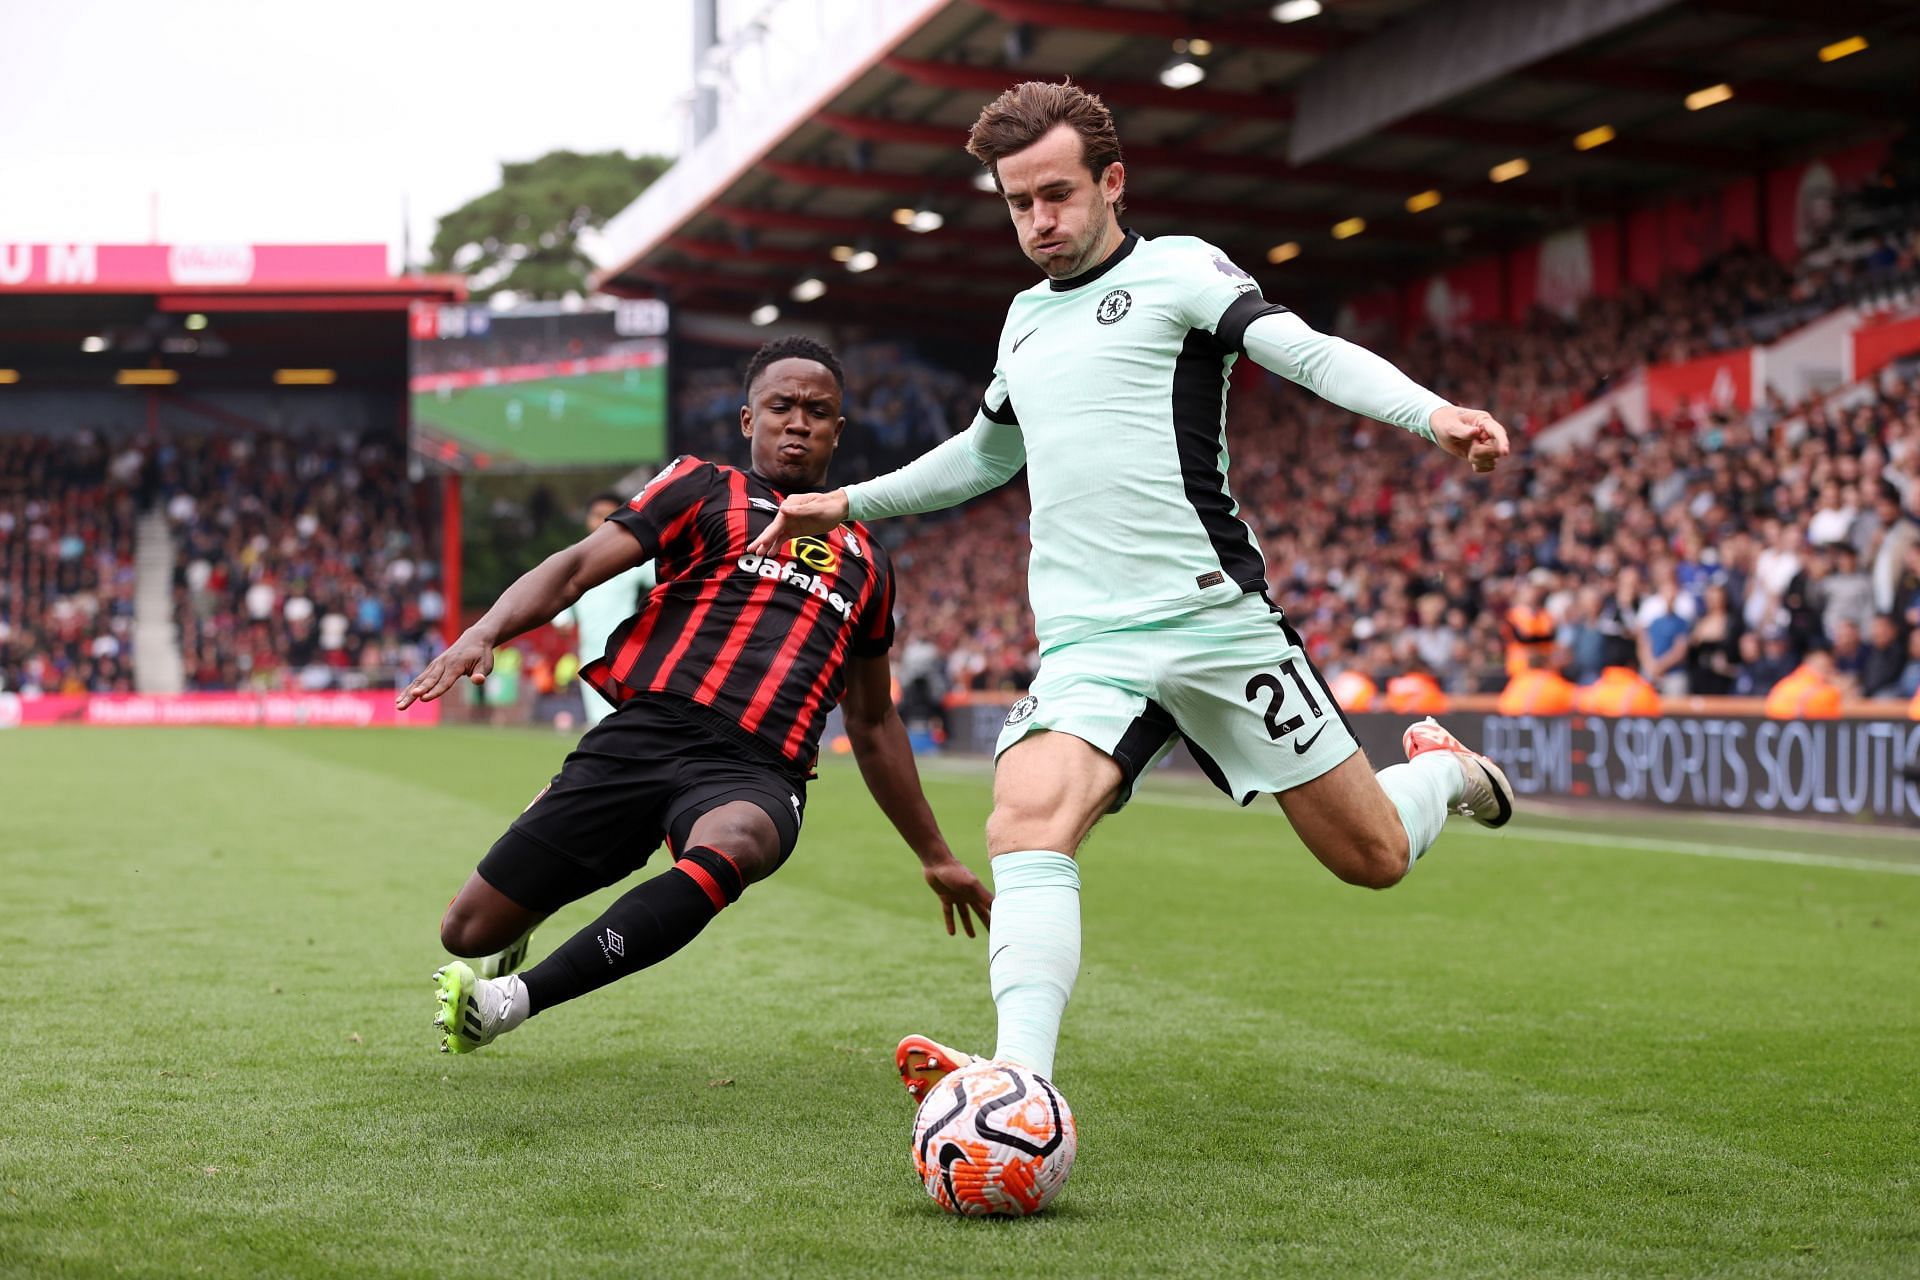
[595,0,1918,324]
[0,244,463,387]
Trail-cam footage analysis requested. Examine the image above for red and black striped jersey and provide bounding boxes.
[579,455,896,769]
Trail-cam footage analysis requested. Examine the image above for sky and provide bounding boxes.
[0,0,693,271]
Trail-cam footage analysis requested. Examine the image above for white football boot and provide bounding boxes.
[1402,716,1516,828]
[432,961,529,1054]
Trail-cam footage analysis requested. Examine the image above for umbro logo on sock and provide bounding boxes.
[600,929,625,963]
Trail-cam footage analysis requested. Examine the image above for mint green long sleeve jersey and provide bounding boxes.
[843,231,1449,652]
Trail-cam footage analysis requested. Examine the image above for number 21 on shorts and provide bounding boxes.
[1244,659,1325,745]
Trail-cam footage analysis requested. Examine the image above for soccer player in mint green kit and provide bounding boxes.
[751,81,1517,1108]
[555,492,656,729]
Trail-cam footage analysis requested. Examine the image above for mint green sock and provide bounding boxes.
[987,849,1081,1080]
[1375,752,1462,872]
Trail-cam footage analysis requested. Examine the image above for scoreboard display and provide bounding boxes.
[409,300,668,472]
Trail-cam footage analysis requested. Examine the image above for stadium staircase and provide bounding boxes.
[132,509,185,694]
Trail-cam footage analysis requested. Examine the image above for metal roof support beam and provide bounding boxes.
[967,0,1342,55]
[814,113,1561,213]
[885,56,1749,172]
[1528,55,1912,119]
[1291,0,1681,162]
[632,265,1008,314]
[884,56,1295,121]
[756,161,1444,242]
[710,203,1011,251]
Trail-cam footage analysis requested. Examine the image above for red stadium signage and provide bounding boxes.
[0,243,388,291]
[0,690,440,728]
[1643,348,1754,421]
[1853,310,1920,383]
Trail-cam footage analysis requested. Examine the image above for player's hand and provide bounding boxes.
[1430,405,1511,474]
[396,631,496,709]
[746,489,851,557]
[922,854,993,937]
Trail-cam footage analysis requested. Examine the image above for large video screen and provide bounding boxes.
[409,300,668,472]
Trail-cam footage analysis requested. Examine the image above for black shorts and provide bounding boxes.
[475,696,808,913]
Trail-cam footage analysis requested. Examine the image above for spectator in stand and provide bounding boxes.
[1897,543,1920,631]
[1686,584,1741,696]
[1896,628,1920,700]
[1827,619,1867,693]
[1637,563,1694,699]
[1874,492,1920,613]
[1735,630,1797,696]
[1814,542,1876,645]
[1808,480,1858,546]
[1749,519,1803,633]
[1405,592,1460,675]
[1557,585,1608,685]
[1860,614,1907,699]
[1593,566,1642,674]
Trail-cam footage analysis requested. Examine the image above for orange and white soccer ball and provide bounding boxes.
[911,1060,1077,1216]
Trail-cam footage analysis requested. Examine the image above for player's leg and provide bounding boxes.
[511,796,789,1019]
[438,712,655,968]
[1156,596,1511,887]
[435,703,713,1053]
[902,651,1166,1099]
[440,873,542,959]
[981,727,1124,1080]
[1279,720,1514,885]
[1273,750,1428,888]
[439,872,542,978]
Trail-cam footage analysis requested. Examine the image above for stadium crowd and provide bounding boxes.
[0,433,139,695]
[162,430,444,691]
[1397,207,1920,439]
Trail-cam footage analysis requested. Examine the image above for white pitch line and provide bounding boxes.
[1125,788,1920,877]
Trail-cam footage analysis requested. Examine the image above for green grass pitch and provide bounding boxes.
[411,367,667,467]
[3,726,1915,1277]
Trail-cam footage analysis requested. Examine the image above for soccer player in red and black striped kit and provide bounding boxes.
[398,337,993,1053]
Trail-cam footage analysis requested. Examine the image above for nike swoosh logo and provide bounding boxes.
[1293,723,1328,755]
[1011,328,1038,353]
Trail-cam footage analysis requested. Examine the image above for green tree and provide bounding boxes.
[428,149,670,299]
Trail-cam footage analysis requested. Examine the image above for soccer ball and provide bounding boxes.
[911,1061,1077,1216]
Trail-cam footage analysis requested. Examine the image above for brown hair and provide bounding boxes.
[965,79,1124,213]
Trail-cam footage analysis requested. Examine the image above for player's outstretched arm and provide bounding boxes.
[839,653,992,937]
[1240,310,1511,473]
[748,413,1026,556]
[396,521,643,709]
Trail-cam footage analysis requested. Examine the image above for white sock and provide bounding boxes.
[495,974,532,1033]
[987,850,1081,1080]
[1375,752,1464,872]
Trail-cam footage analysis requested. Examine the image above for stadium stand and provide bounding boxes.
[163,430,444,692]
[0,422,442,696]
[0,433,140,695]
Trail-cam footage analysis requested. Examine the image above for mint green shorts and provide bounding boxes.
[995,594,1358,808]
